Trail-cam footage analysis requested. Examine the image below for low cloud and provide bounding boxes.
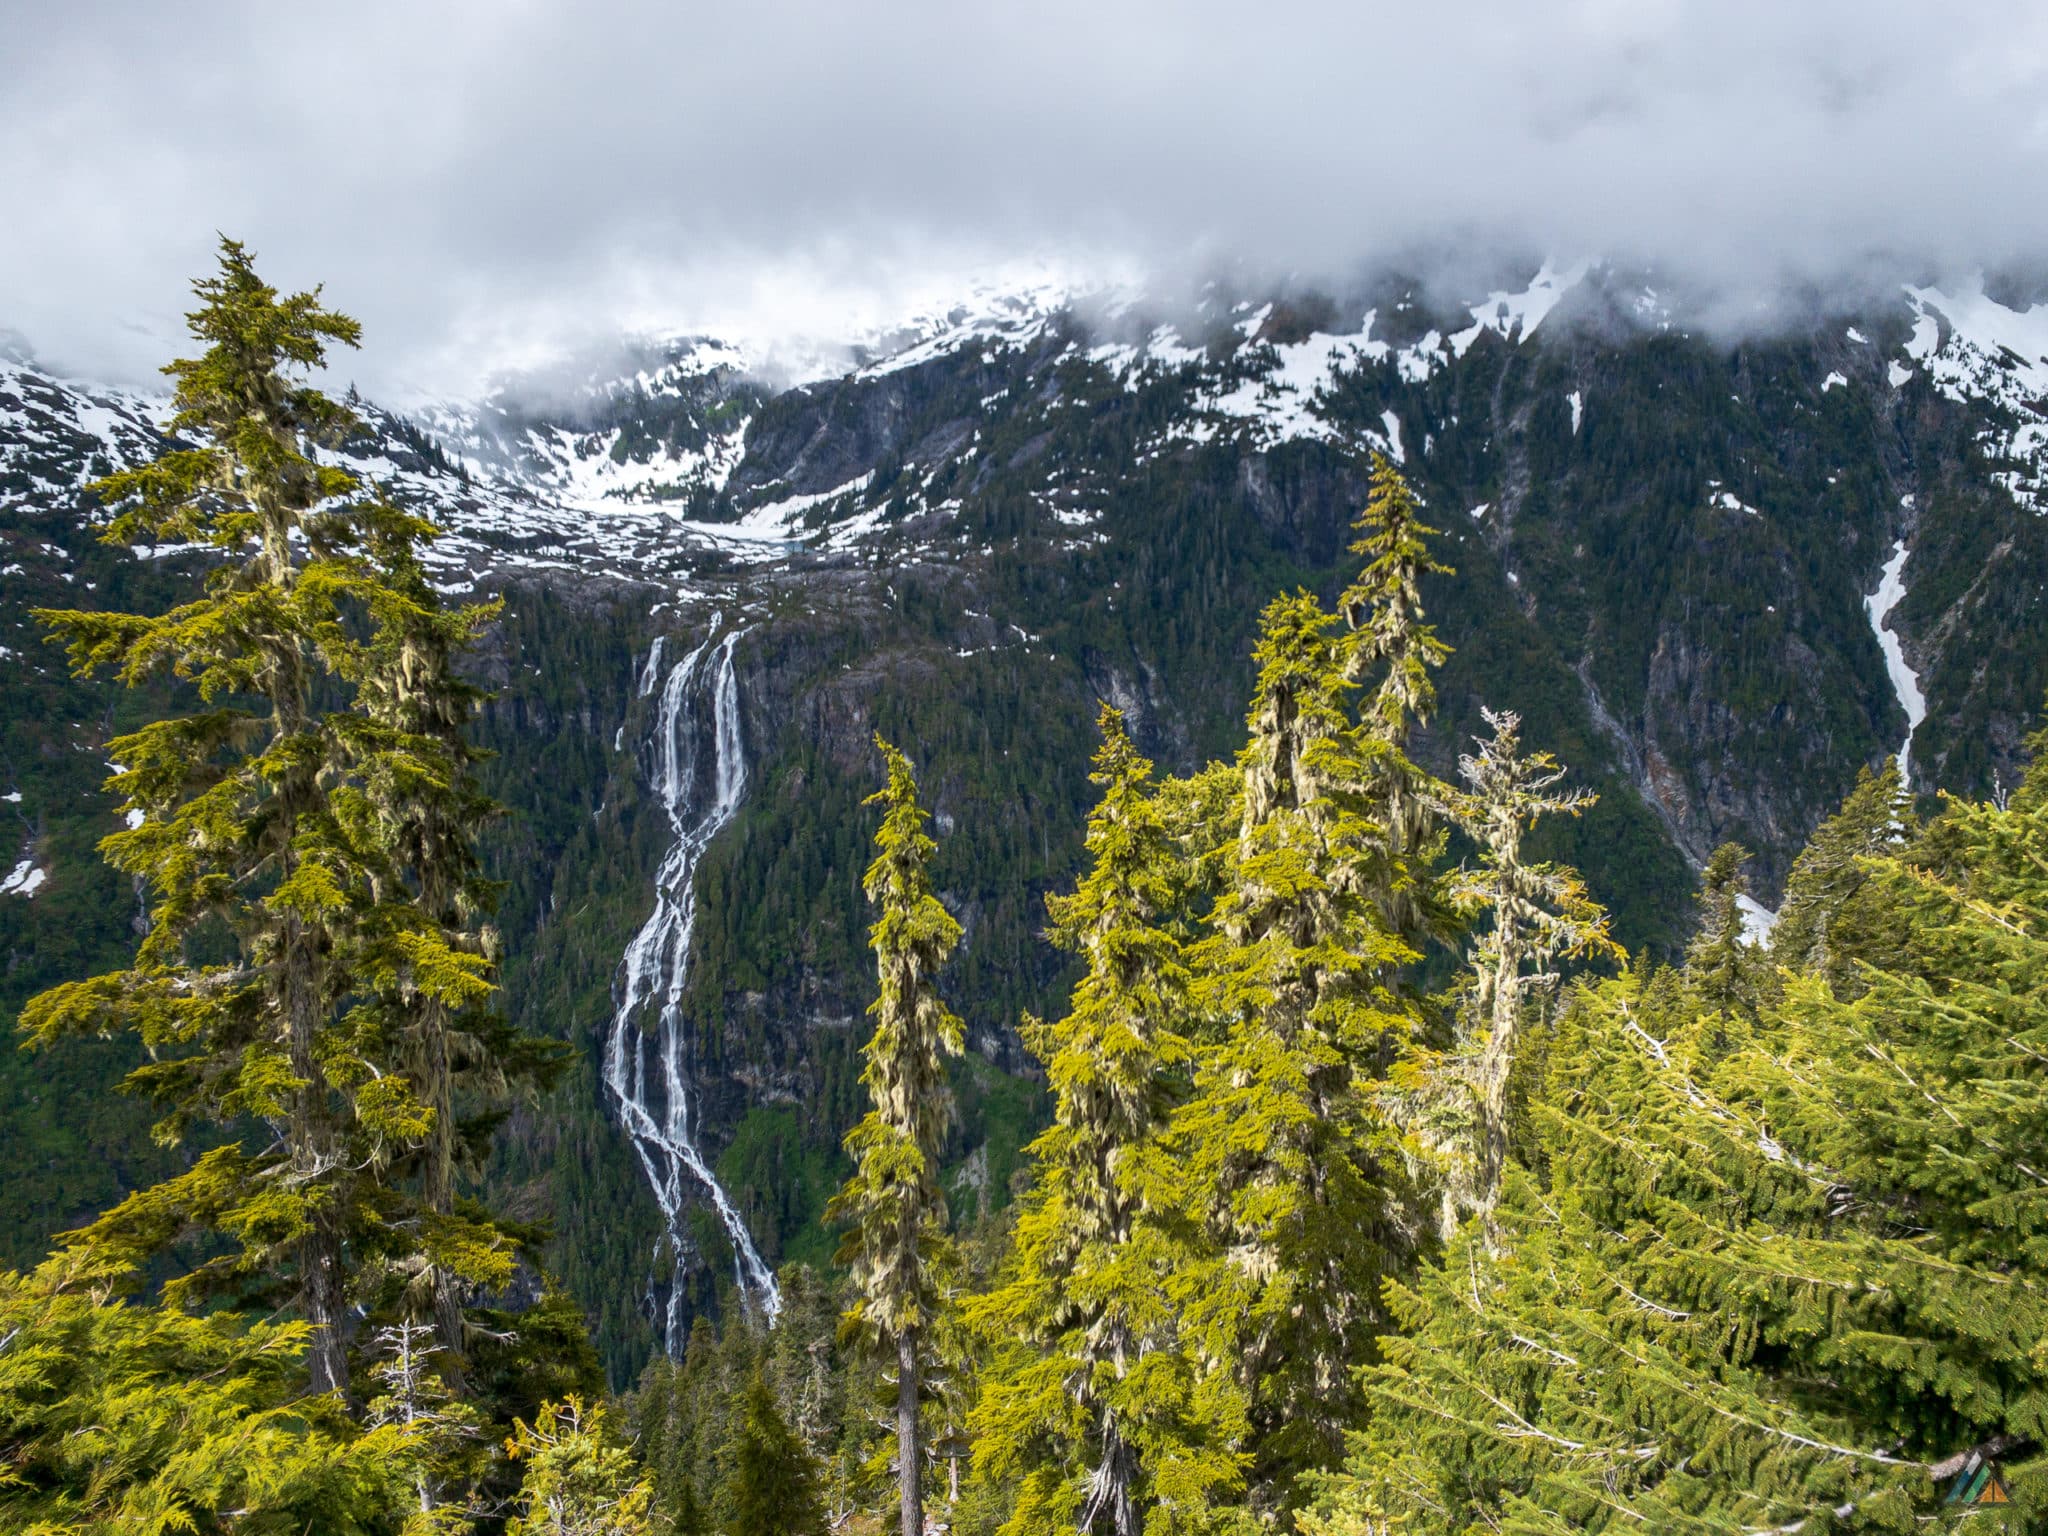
[6,0,2046,394]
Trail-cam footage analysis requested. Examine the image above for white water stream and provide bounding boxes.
[603,625,782,1348]
[1864,539,1927,786]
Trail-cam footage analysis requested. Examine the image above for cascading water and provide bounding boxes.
[1865,539,1927,786]
[603,623,782,1350]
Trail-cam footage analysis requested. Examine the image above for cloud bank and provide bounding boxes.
[6,0,2046,393]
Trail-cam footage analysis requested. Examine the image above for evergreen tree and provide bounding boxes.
[827,738,965,1536]
[1436,708,1617,1237]
[1312,734,2048,1533]
[970,707,1244,1535]
[1769,759,1908,989]
[504,1398,654,1536]
[717,1371,829,1536]
[1337,453,1453,950]
[22,240,565,1415]
[24,240,424,1396]
[1684,842,1770,1016]
[1166,594,1424,1512]
[337,489,568,1381]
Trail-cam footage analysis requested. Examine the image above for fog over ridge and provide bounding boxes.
[5,0,2046,394]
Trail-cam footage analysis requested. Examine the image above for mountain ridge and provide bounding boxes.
[7,259,2048,1374]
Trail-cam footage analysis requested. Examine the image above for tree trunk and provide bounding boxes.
[1472,898,1527,1246]
[273,622,349,1401]
[898,1325,923,1536]
[285,903,351,1400]
[423,992,467,1388]
[1082,1416,1140,1536]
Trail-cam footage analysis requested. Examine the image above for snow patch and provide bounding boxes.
[1736,895,1779,946]
[1899,279,2048,512]
[1903,312,1942,363]
[1380,410,1405,464]
[1449,261,1588,355]
[1,859,46,897]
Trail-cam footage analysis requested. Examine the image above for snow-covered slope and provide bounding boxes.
[21,263,2047,592]
[1899,278,2048,514]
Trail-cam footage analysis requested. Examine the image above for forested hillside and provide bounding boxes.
[6,241,2048,1533]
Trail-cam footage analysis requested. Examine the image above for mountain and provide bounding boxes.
[5,261,2047,1381]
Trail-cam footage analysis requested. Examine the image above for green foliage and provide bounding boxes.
[632,1276,854,1535]
[3,243,611,1536]
[1431,707,1619,1236]
[0,1251,411,1534]
[17,242,424,1390]
[1312,730,2048,1533]
[1683,842,1773,1016]
[969,707,1246,1535]
[717,1371,829,1536]
[1156,583,1434,1507]
[830,738,967,1340]
[828,739,968,1536]
[1770,759,1907,988]
[504,1398,653,1536]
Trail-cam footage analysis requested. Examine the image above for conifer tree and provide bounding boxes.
[337,492,566,1380]
[1437,708,1616,1236]
[1166,595,1423,1510]
[23,240,424,1397]
[23,241,564,1410]
[1337,453,1453,949]
[827,739,965,1536]
[1684,842,1770,1016]
[970,707,1244,1535]
[1769,759,1907,988]
[717,1371,829,1536]
[504,1399,654,1536]
[1312,733,2048,1533]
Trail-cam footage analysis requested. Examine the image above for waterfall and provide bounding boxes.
[1864,539,1927,786]
[603,624,782,1349]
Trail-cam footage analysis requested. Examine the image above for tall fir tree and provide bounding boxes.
[1337,453,1453,951]
[970,707,1245,1536]
[1166,593,1425,1514]
[23,241,566,1412]
[827,738,965,1536]
[24,240,417,1396]
[1436,708,1616,1238]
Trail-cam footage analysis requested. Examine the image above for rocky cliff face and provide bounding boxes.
[6,263,2048,1376]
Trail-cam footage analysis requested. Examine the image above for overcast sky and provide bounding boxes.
[6,0,2047,396]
